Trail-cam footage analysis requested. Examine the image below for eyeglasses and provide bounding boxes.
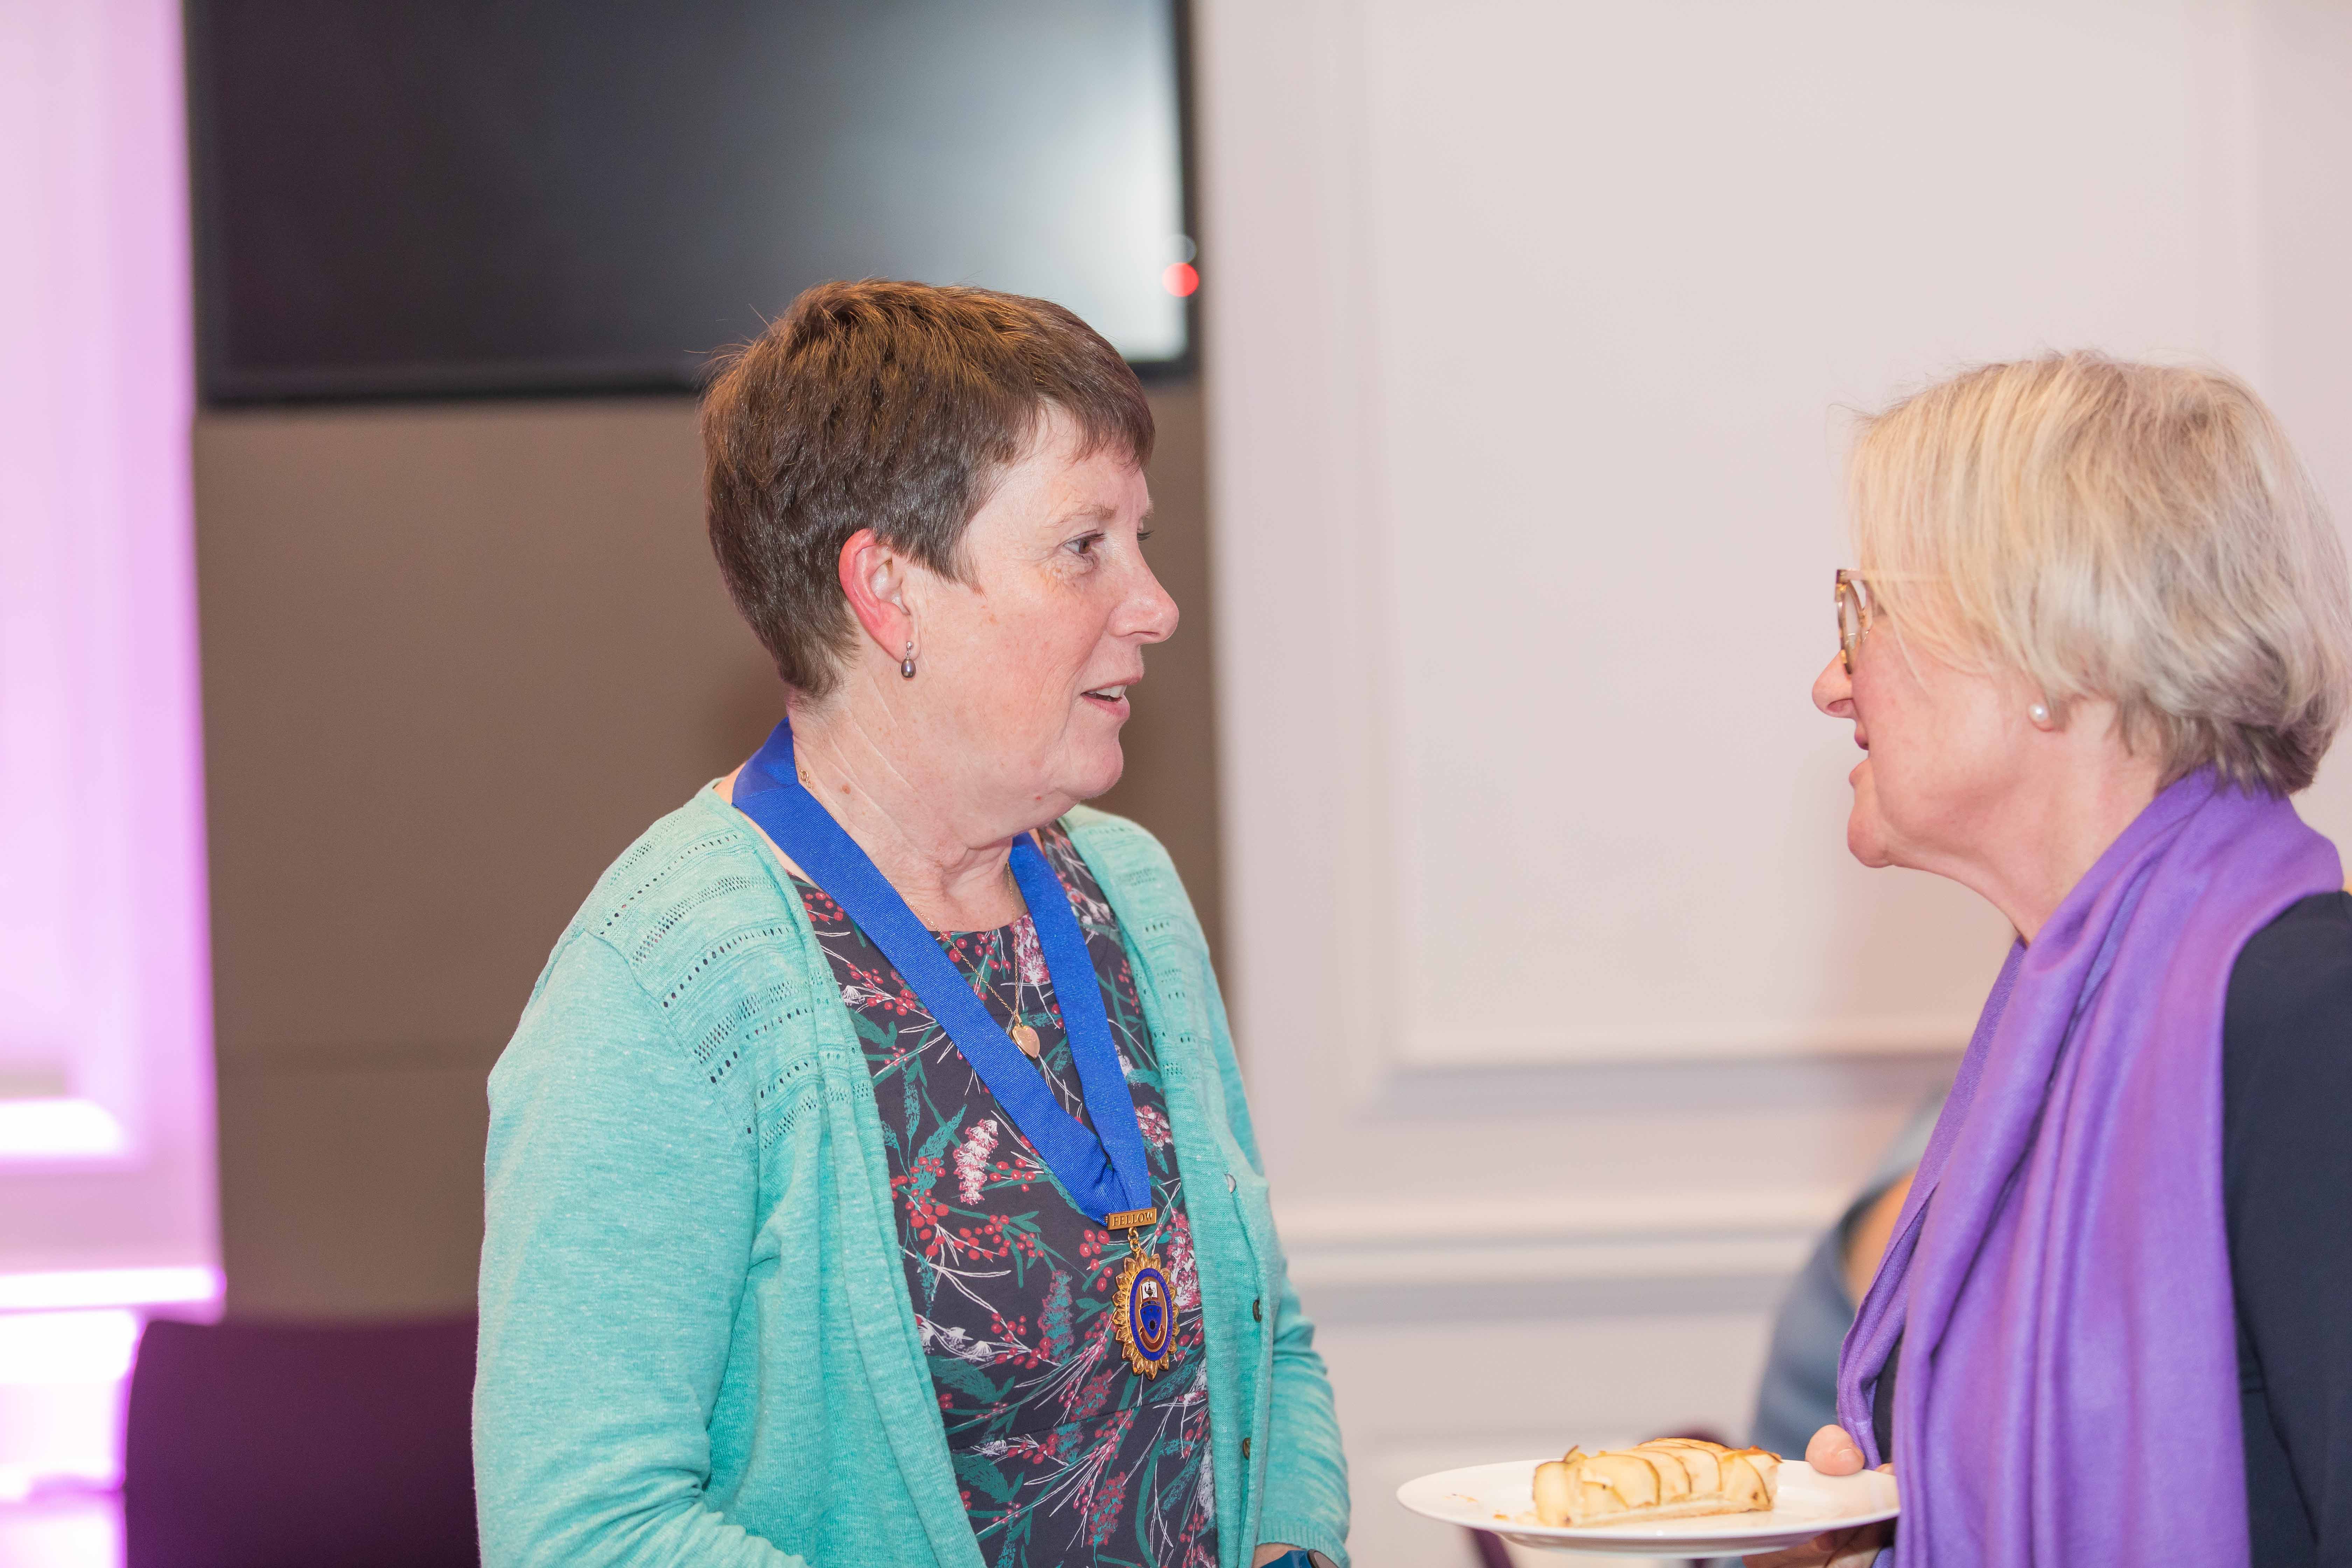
[1834,569,1875,674]
[1834,569,1941,673]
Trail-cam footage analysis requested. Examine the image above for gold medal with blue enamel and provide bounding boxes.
[1106,1207,1174,1377]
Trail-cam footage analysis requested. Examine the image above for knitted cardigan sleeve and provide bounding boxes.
[1198,905,1352,1564]
[474,930,800,1568]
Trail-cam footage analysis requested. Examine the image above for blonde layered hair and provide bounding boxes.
[1849,352,2352,793]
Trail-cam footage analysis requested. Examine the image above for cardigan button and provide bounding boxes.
[1252,1297,1263,1322]
[1241,1437,1252,1460]
[1226,1173,1237,1194]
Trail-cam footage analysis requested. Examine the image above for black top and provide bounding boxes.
[785,825,1219,1568]
[2225,891,2352,1566]
[1873,892,2352,1566]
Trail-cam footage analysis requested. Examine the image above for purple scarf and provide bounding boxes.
[1836,772,2342,1566]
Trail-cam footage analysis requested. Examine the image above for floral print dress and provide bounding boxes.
[788,823,1219,1568]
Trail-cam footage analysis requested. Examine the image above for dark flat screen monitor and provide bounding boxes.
[187,1,1190,402]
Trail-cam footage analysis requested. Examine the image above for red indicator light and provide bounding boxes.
[1161,261,1199,298]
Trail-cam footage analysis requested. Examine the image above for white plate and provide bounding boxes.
[1397,1458,1899,1556]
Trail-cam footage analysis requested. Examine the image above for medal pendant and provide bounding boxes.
[1110,1227,1176,1378]
[1009,1023,1042,1057]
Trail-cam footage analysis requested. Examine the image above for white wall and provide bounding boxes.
[1195,4,2352,1564]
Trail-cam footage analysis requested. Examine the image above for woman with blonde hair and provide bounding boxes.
[1759,353,2352,1567]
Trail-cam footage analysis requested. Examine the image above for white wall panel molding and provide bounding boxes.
[1280,1186,1843,1293]
[1282,1188,1846,1252]
[1202,0,2298,1200]
[1398,1013,1976,1069]
[1198,6,2352,1561]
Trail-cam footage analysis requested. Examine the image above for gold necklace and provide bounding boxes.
[1006,860,1043,1057]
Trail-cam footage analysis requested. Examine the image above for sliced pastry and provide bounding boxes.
[1531,1437,1781,1526]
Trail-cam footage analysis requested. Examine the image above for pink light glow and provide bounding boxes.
[0,1494,121,1567]
[0,1104,128,1162]
[0,1269,222,1315]
[0,0,216,1225]
[0,1312,140,1388]
[1,0,219,1531]
[0,1314,138,1502]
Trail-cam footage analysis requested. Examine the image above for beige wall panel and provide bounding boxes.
[196,399,768,1063]
[217,1055,494,1317]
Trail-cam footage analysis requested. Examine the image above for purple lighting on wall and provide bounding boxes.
[1,0,222,1543]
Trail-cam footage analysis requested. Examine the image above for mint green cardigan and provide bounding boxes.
[474,790,1350,1568]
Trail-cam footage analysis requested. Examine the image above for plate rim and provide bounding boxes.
[1394,1455,1900,1547]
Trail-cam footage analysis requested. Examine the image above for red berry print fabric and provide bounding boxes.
[789,824,1217,1568]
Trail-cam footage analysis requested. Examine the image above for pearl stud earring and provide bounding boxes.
[2029,702,2052,727]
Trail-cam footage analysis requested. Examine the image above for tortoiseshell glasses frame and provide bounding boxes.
[1834,569,1875,674]
[1835,569,1946,673]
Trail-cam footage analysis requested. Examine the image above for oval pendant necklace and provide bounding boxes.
[1008,874,1044,1057]
[1108,1208,1175,1376]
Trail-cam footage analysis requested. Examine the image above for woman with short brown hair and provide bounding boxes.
[474,281,1349,1568]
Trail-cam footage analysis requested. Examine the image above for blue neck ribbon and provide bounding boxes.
[731,718,1154,1225]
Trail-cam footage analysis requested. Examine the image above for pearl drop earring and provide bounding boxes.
[899,640,917,680]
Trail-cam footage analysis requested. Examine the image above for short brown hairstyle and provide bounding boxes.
[702,279,1155,696]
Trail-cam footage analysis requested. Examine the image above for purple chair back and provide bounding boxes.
[124,1316,478,1568]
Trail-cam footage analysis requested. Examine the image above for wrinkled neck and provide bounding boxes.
[754,698,1027,931]
[1960,755,2164,943]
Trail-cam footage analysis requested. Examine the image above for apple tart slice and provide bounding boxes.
[1531,1437,1782,1526]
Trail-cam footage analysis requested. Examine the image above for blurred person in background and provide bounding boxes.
[1746,1089,1945,1464]
[1756,354,2352,1568]
[473,281,1347,1568]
